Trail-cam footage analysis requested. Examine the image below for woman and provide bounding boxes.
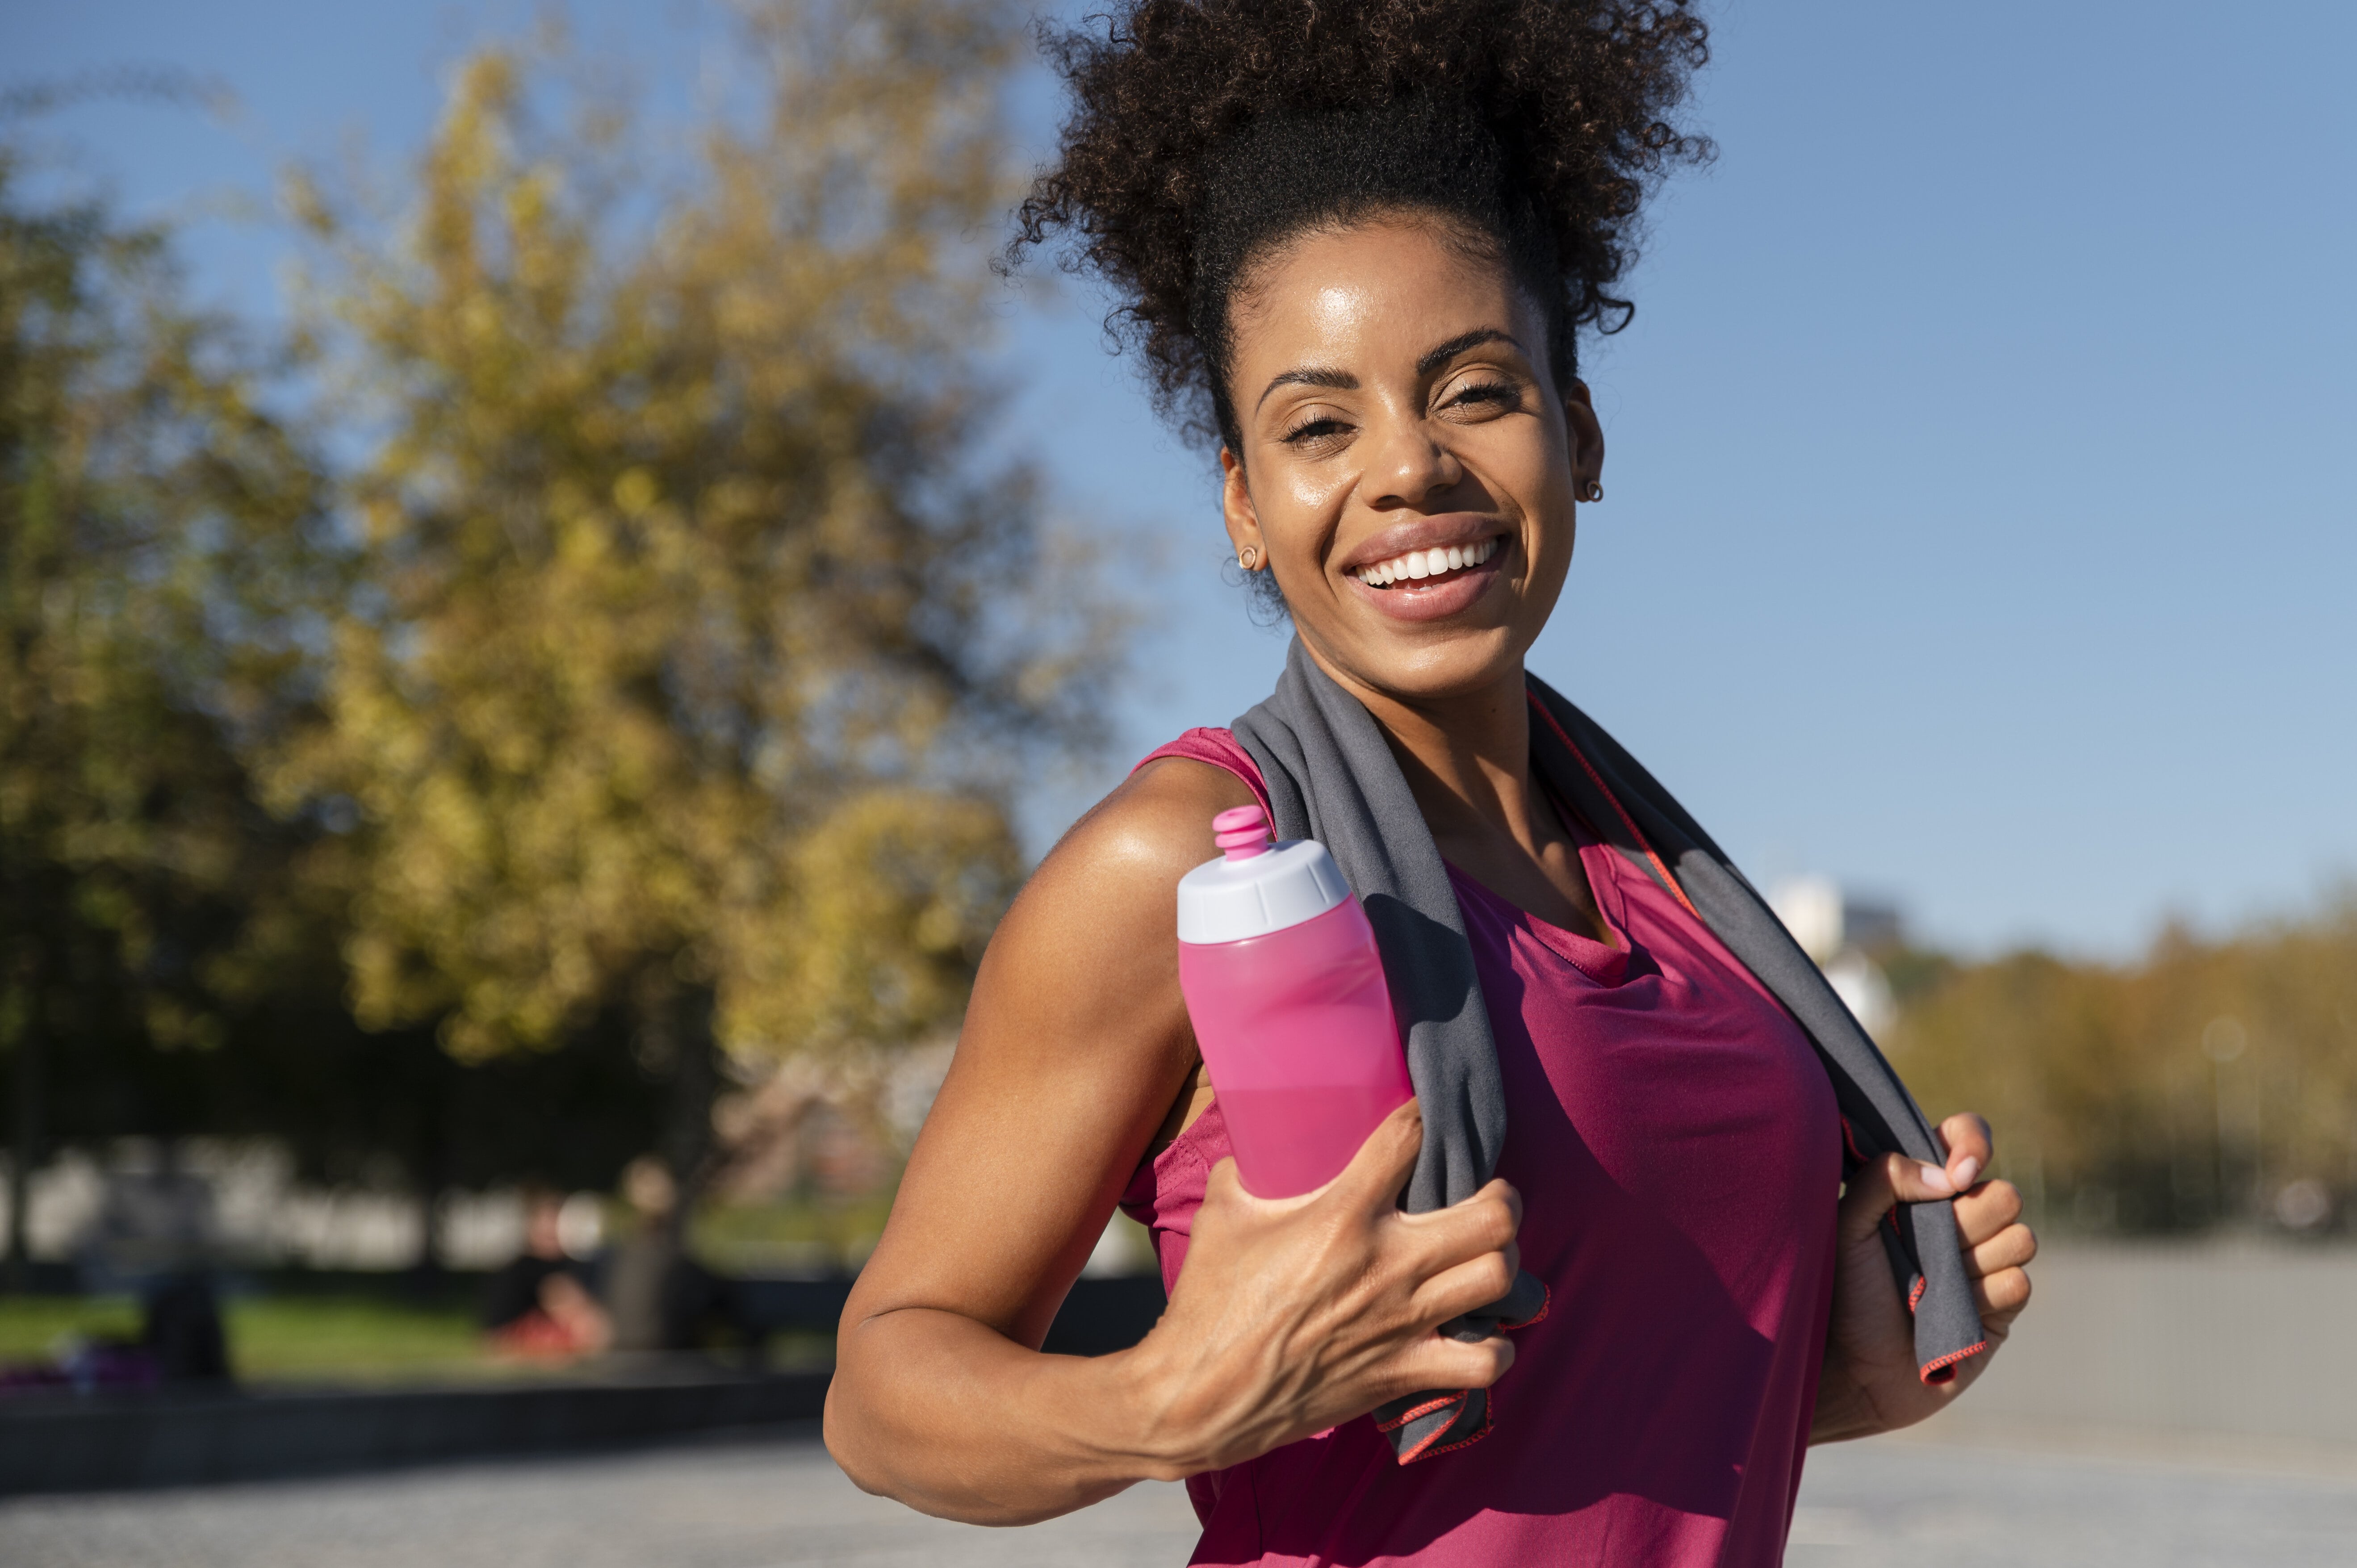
[825,3,2035,1561]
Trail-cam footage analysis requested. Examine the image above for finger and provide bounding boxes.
[1394,1179,1521,1273]
[1325,1098,1426,1210]
[1837,1155,1897,1244]
[1840,1154,1961,1242]
[1937,1112,1994,1192]
[1951,1179,2025,1249]
[1414,1248,1519,1325]
[1390,1331,1516,1396]
[1972,1263,2032,1324]
[1964,1221,2037,1279]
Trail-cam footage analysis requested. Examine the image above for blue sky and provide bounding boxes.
[9,0,2353,958]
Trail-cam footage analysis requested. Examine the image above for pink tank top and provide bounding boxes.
[1125,728,1841,1567]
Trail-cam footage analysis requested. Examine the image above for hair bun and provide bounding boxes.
[1009,0,1711,449]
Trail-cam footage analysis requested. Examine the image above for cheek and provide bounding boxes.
[1262,463,1356,558]
[1478,431,1575,541]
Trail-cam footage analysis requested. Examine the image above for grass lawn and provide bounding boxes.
[0,1292,510,1385]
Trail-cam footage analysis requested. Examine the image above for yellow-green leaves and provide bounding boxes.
[0,149,334,1061]
[282,0,1107,1066]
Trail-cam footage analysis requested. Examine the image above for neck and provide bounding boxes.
[1301,640,1539,845]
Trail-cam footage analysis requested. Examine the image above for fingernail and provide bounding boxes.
[1951,1156,1981,1191]
[1918,1162,1955,1194]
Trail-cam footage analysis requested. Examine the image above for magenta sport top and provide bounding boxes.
[1124,729,1842,1568]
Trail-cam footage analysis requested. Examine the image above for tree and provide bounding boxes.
[1887,893,2357,1235]
[272,0,1114,1194]
[0,145,335,1281]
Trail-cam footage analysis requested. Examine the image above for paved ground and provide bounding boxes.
[1788,1432,2357,1568]
[5,1422,2357,1566]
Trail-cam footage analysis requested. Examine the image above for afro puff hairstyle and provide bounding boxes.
[1009,0,1713,453]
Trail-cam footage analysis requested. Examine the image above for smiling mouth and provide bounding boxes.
[1351,537,1501,589]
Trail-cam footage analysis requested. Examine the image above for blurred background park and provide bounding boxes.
[0,0,2354,1552]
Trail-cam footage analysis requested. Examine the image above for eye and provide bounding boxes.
[1441,377,1522,416]
[1279,412,1352,450]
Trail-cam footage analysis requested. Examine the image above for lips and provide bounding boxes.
[1343,534,1509,623]
[1350,536,1501,588]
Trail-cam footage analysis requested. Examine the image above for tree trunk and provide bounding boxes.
[652,984,719,1250]
[407,1100,448,1301]
[5,1027,43,1295]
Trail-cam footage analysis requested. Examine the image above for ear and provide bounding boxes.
[1219,447,1266,565]
[1563,379,1605,495]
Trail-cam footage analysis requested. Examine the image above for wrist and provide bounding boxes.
[1099,1327,1218,1480]
[1808,1351,1884,1445]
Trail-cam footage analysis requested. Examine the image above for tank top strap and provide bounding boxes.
[1133,727,1273,825]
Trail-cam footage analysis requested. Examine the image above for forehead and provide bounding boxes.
[1229,217,1536,372]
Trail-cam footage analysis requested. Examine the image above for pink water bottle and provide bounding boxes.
[1176,804,1415,1198]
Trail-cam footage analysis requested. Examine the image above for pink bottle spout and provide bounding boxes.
[1214,804,1272,861]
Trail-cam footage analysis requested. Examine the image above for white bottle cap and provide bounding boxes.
[1176,804,1352,944]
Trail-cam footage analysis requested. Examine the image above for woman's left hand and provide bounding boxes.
[1811,1112,2036,1443]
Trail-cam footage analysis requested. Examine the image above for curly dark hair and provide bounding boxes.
[1009,0,1713,453]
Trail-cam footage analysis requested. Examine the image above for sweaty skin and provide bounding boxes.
[823,217,2032,1522]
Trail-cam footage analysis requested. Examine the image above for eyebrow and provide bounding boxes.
[1416,328,1523,376]
[1255,364,1356,413]
[1253,327,1528,414]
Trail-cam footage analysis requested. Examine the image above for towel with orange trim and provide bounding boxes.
[1231,640,1984,1464]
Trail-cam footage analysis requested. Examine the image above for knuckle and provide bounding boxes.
[1983,1180,2023,1221]
[1462,1342,1515,1388]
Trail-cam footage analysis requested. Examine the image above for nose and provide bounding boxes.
[1362,412,1462,512]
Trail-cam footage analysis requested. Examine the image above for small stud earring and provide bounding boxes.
[1578,480,1603,504]
[1238,545,1260,570]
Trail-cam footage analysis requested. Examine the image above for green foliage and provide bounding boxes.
[1888,893,2357,1234]
[1,0,1103,1229]
[272,0,1108,1067]
[0,144,337,1115]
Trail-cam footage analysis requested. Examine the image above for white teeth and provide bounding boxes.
[1354,536,1502,586]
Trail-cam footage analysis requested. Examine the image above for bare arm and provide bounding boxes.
[823,760,1523,1523]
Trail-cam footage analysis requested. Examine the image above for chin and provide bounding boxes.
[1338,621,1529,704]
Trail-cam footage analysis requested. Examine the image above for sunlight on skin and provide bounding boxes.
[826,217,2034,1530]
[1217,219,1595,717]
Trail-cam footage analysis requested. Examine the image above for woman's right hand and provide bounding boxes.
[1122,1097,1523,1476]
[827,755,1507,1523]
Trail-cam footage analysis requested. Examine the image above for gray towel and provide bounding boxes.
[1232,640,1984,1463]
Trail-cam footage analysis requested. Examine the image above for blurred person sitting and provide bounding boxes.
[602,1156,742,1356]
[482,1185,610,1359]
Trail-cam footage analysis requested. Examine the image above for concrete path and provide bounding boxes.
[5,1422,2356,1566]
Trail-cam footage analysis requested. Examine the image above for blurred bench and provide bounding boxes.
[735,1271,1167,1356]
[0,1365,830,1495]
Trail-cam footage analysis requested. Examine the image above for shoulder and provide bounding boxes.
[1026,751,1257,908]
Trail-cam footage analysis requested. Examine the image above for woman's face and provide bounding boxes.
[1220,216,1603,708]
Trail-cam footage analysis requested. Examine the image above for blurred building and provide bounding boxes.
[0,1142,604,1276]
[1767,874,1901,1038]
